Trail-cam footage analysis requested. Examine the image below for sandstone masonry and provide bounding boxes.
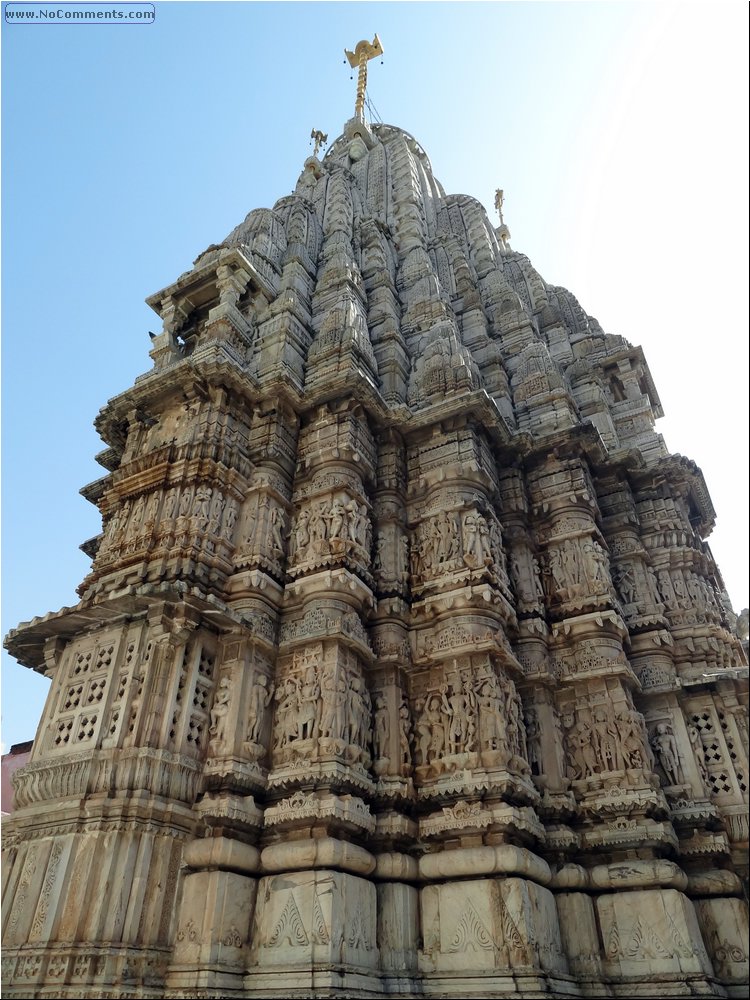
[3,113,748,999]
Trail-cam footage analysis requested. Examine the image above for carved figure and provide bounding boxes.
[548,546,566,592]
[398,699,412,766]
[373,694,389,760]
[327,498,346,541]
[270,505,285,554]
[320,667,347,742]
[373,533,386,574]
[565,714,598,779]
[294,508,311,557]
[561,539,579,587]
[687,724,710,786]
[356,504,370,548]
[422,695,446,763]
[297,665,321,741]
[488,517,507,576]
[398,532,410,581]
[274,677,300,748]
[462,510,488,568]
[344,500,359,543]
[178,489,192,518]
[414,698,430,765]
[209,492,225,534]
[613,563,636,605]
[209,677,232,743]
[433,511,449,564]
[441,680,472,754]
[592,706,623,771]
[192,486,212,529]
[410,534,423,579]
[222,500,238,541]
[319,667,338,739]
[163,490,177,519]
[530,555,545,599]
[672,572,691,609]
[616,709,645,769]
[347,675,370,749]
[651,722,682,785]
[104,508,121,548]
[525,708,542,775]
[657,569,677,610]
[476,675,504,750]
[510,550,525,596]
[582,539,609,588]
[686,574,706,611]
[507,688,527,759]
[247,673,274,744]
[144,492,159,527]
[131,494,146,531]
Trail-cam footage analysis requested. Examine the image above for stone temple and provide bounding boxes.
[3,41,749,1000]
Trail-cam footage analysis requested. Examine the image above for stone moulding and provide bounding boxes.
[2,113,747,999]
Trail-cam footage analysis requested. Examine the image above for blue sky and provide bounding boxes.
[2,1,748,750]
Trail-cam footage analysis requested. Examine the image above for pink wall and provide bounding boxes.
[1,742,33,814]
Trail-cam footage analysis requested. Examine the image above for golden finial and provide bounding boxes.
[345,34,384,120]
[310,129,328,157]
[494,189,505,224]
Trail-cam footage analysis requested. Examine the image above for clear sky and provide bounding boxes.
[2,1,748,751]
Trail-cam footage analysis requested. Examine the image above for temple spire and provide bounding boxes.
[345,34,383,120]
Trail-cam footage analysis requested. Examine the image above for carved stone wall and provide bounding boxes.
[3,115,747,999]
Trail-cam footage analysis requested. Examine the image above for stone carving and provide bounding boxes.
[525,708,542,776]
[270,646,373,772]
[545,536,610,601]
[4,107,747,1000]
[247,674,275,746]
[687,723,711,788]
[291,494,370,569]
[650,723,683,786]
[208,676,232,745]
[398,697,412,768]
[372,695,389,761]
[510,547,544,604]
[462,510,492,569]
[563,712,599,780]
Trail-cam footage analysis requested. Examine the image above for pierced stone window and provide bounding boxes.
[719,710,748,792]
[167,638,217,754]
[95,644,114,671]
[76,715,97,742]
[54,718,74,747]
[49,637,119,752]
[168,647,191,747]
[70,650,93,677]
[688,703,744,802]
[86,677,106,705]
[63,685,84,711]
[707,771,733,797]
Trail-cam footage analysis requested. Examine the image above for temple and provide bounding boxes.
[3,40,748,999]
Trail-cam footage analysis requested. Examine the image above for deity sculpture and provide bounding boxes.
[270,505,286,555]
[650,722,683,785]
[398,699,412,767]
[247,673,274,745]
[209,676,232,744]
[373,694,389,760]
[297,665,321,741]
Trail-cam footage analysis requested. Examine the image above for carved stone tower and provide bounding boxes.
[3,100,748,997]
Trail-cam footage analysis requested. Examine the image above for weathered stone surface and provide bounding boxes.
[1,96,747,999]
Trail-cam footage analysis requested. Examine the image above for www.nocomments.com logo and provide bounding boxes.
[4,3,155,23]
